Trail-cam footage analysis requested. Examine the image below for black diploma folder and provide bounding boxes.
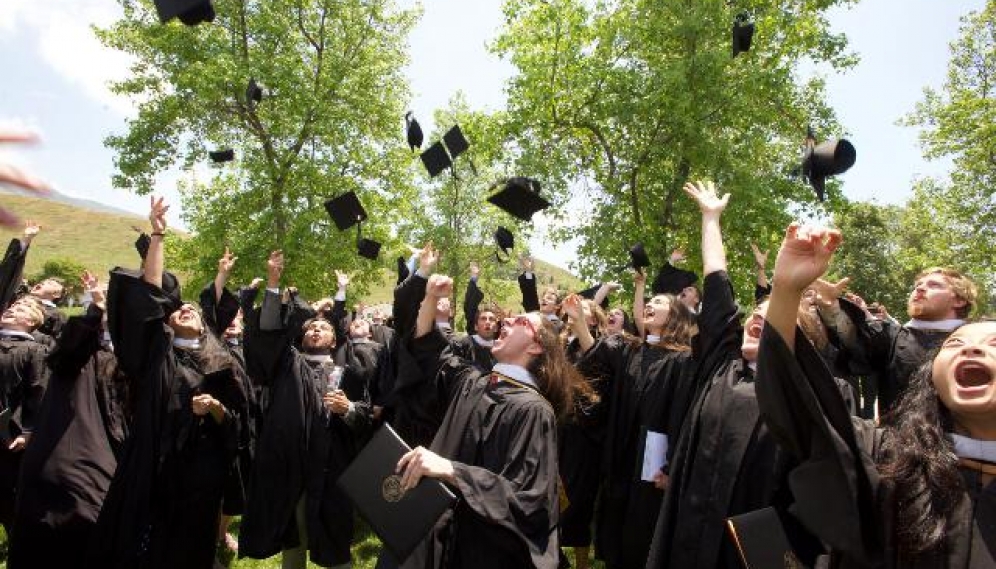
[726,507,814,569]
[337,423,456,562]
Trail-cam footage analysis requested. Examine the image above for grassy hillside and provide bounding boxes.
[0,192,147,277]
[0,193,585,307]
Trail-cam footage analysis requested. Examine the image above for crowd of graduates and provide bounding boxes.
[0,178,992,569]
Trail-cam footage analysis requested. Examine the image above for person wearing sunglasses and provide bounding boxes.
[394,273,594,569]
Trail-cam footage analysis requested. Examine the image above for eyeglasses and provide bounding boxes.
[505,315,541,343]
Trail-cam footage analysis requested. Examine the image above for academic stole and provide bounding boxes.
[488,372,570,512]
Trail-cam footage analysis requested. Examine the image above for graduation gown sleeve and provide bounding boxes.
[0,239,26,312]
[199,281,241,338]
[518,272,540,313]
[464,278,484,335]
[755,323,884,565]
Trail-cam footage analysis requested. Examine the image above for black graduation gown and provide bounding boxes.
[402,329,561,569]
[87,270,244,569]
[38,302,66,339]
[238,290,368,567]
[200,281,256,516]
[449,334,496,372]
[756,322,996,568]
[833,298,952,415]
[577,334,695,568]
[10,305,128,568]
[0,331,48,530]
[0,239,27,312]
[645,271,803,569]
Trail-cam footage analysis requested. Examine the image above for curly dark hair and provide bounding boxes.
[878,357,963,557]
[527,314,598,420]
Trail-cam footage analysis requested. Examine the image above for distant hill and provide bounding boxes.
[0,192,147,277]
[0,192,586,308]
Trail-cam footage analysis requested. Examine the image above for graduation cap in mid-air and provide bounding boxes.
[732,12,755,57]
[487,177,551,222]
[246,78,263,105]
[209,148,234,163]
[493,226,514,263]
[153,0,215,26]
[323,191,381,260]
[629,242,651,270]
[800,128,857,201]
[419,124,471,178]
[405,111,424,152]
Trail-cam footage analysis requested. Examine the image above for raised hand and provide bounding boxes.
[426,274,453,299]
[749,242,768,269]
[561,294,584,322]
[266,250,284,288]
[811,277,851,308]
[22,220,41,242]
[469,262,480,279]
[669,248,686,265]
[148,196,169,234]
[0,130,51,228]
[249,277,264,289]
[218,247,237,274]
[520,256,534,273]
[682,180,730,216]
[633,267,646,287]
[81,270,104,308]
[772,223,842,294]
[419,241,439,273]
[335,269,350,289]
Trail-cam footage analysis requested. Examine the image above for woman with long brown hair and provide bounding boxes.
[562,274,697,569]
[758,221,995,568]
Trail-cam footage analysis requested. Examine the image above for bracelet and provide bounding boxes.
[151,232,165,237]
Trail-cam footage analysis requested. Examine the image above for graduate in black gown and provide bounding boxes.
[450,262,498,371]
[395,272,594,569]
[645,181,854,569]
[238,251,370,569]
[88,197,245,569]
[757,221,996,568]
[0,294,49,533]
[565,278,697,569]
[10,271,128,568]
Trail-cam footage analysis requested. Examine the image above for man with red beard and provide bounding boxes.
[819,267,978,416]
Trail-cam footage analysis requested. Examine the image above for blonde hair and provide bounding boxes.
[14,297,45,329]
[917,268,978,319]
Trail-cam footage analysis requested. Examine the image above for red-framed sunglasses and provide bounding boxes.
[504,315,541,343]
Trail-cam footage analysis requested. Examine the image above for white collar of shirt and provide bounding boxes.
[351,337,371,344]
[302,353,333,364]
[39,299,56,308]
[226,338,241,346]
[950,433,996,463]
[172,337,201,350]
[905,318,964,332]
[472,334,494,347]
[544,313,560,322]
[436,322,452,332]
[492,363,538,389]
[646,334,661,344]
[0,329,34,341]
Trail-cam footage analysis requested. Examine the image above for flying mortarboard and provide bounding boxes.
[405,111,424,152]
[487,177,551,222]
[800,129,856,202]
[629,243,651,270]
[153,0,215,25]
[357,238,382,261]
[323,191,368,231]
[246,78,263,105]
[420,142,452,178]
[442,125,469,159]
[493,226,514,263]
[732,12,755,57]
[209,148,235,163]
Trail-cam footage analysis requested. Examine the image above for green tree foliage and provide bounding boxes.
[901,2,996,310]
[96,0,419,297]
[829,201,910,315]
[493,0,857,302]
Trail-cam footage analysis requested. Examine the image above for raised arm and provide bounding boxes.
[416,275,452,339]
[0,130,51,228]
[214,247,237,303]
[260,250,284,332]
[518,256,540,313]
[766,224,842,353]
[0,222,37,311]
[633,268,646,338]
[143,196,169,289]
[464,262,484,335]
[563,294,595,352]
[592,281,619,308]
[683,181,729,276]
[750,242,771,301]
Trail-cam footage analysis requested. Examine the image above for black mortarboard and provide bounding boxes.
[420,142,452,178]
[153,0,215,25]
[801,138,856,201]
[577,284,610,309]
[629,242,651,270]
[323,191,368,231]
[209,148,234,163]
[135,232,151,261]
[732,12,755,57]
[442,125,469,159]
[357,238,382,261]
[405,111,423,152]
[494,226,514,263]
[487,177,551,222]
[246,78,263,104]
